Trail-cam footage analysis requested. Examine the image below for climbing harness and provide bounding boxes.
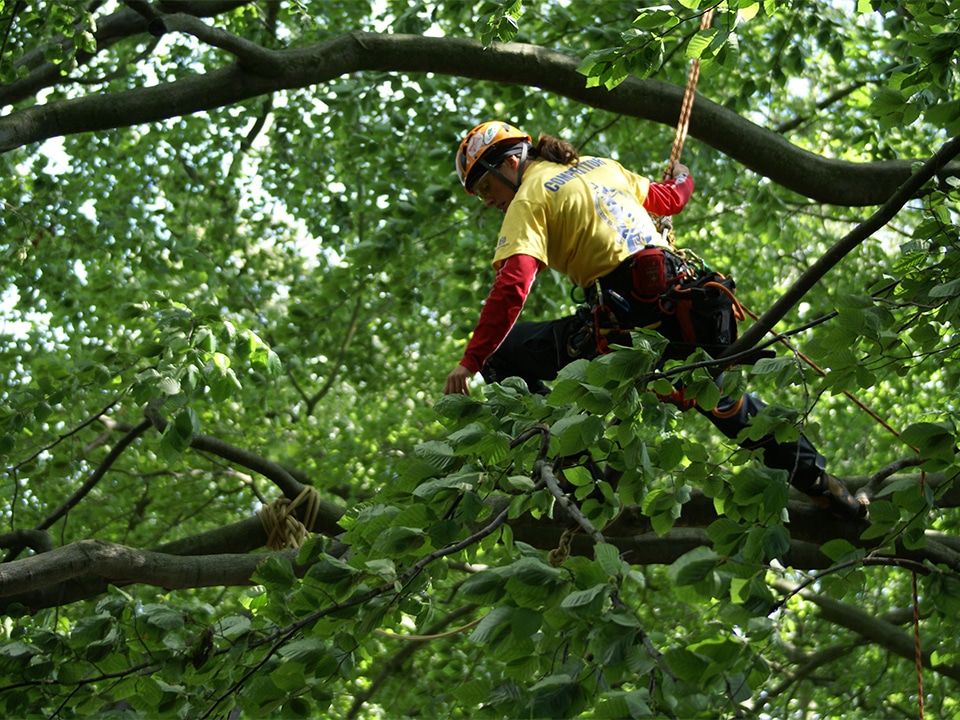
[582,250,743,362]
[257,486,321,551]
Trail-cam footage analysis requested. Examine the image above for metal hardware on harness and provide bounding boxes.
[591,279,622,354]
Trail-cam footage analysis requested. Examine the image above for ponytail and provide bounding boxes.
[533,134,579,166]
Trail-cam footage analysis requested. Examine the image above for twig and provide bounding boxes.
[541,448,672,679]
[11,395,124,472]
[541,461,605,546]
[34,419,152,534]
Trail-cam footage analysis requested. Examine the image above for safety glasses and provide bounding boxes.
[473,170,497,200]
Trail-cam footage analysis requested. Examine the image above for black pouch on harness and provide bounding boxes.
[660,271,739,358]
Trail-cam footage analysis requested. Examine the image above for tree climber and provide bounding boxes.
[443,120,866,520]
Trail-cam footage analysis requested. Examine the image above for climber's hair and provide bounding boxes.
[533,134,579,166]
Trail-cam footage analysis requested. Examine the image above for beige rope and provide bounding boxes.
[373,616,484,642]
[257,486,321,551]
[656,7,716,245]
[548,526,576,567]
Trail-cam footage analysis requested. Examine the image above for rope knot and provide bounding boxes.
[257,486,321,551]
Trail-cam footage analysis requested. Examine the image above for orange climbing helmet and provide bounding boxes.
[456,121,532,194]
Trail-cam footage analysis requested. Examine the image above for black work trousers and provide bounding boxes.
[480,261,826,491]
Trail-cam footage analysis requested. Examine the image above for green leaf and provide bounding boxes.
[551,414,605,456]
[687,28,719,61]
[135,677,165,710]
[470,606,513,645]
[0,641,40,672]
[864,498,899,523]
[279,638,328,667]
[870,87,907,116]
[216,615,253,639]
[414,440,460,471]
[819,538,859,562]
[560,583,609,611]
[900,422,956,461]
[510,607,543,638]
[461,569,508,602]
[371,526,425,556]
[305,555,360,584]
[669,547,721,586]
[664,647,708,681]
[69,614,113,646]
[253,554,297,591]
[560,464,594,487]
[633,9,676,31]
[141,604,185,631]
[762,524,791,560]
[413,470,482,499]
[594,543,624,577]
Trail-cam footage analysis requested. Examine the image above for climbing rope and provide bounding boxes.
[653,9,925,714]
[738,299,927,718]
[656,7,715,246]
[668,8,715,173]
[257,486,321,551]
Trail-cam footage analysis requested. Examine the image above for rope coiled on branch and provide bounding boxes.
[257,486,321,551]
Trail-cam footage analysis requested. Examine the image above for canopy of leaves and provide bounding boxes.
[1,0,959,718]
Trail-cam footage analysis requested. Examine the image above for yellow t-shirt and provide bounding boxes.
[492,157,667,288]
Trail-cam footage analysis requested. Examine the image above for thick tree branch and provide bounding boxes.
[726,134,960,357]
[0,538,298,598]
[2,32,956,206]
[3,459,953,612]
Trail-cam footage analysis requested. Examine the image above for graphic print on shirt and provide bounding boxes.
[591,182,658,253]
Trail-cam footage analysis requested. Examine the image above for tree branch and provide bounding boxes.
[0,2,252,108]
[143,402,344,536]
[0,529,53,560]
[0,538,298,598]
[305,295,363,416]
[771,576,960,682]
[725,133,960,358]
[542,461,606,546]
[346,604,480,720]
[1,32,956,206]
[150,12,283,75]
[34,418,152,534]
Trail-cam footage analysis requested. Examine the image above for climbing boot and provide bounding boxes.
[808,473,867,520]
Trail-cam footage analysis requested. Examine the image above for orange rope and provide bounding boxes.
[703,280,745,322]
[656,8,715,243]
[913,571,925,719]
[665,7,715,176]
[663,12,925,705]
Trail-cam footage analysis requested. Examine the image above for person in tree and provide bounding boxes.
[443,120,865,520]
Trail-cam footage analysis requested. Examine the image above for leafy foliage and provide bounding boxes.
[1,0,959,718]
